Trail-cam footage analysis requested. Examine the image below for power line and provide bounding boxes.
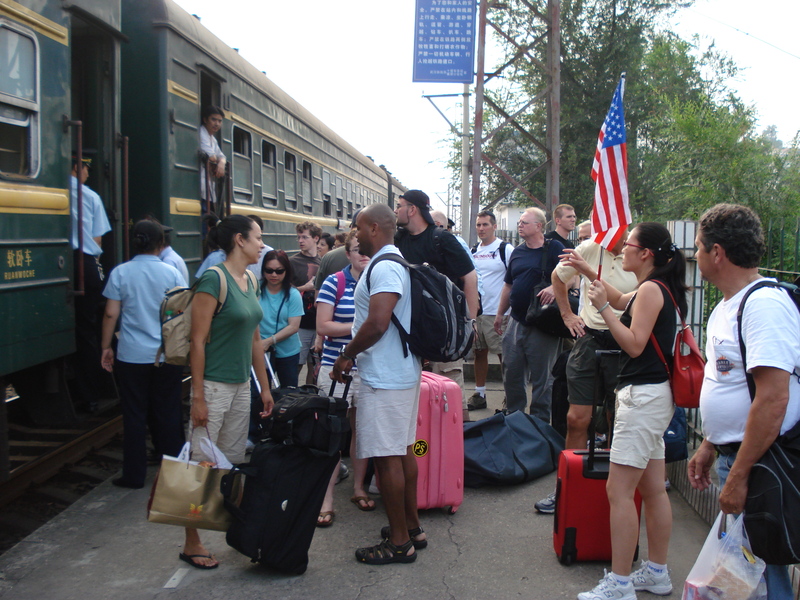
[687,8,800,62]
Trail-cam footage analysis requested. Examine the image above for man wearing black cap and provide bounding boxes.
[394,190,479,422]
[70,153,112,411]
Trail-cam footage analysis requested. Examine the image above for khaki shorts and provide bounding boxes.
[610,382,674,469]
[189,379,250,465]
[475,314,506,354]
[317,364,360,407]
[356,382,420,459]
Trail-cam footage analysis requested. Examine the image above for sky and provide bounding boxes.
[172,0,799,219]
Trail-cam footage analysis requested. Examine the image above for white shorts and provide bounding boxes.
[317,364,360,407]
[610,382,674,469]
[189,379,250,465]
[356,382,420,459]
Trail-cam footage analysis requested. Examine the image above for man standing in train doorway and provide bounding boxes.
[70,153,111,412]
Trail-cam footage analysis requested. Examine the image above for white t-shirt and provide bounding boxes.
[352,245,421,389]
[472,238,509,315]
[700,278,800,444]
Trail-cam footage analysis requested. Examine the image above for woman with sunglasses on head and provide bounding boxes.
[314,231,374,527]
[579,223,687,600]
[258,250,303,388]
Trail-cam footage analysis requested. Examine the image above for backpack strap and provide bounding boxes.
[207,265,228,316]
[334,270,346,305]
[499,240,508,267]
[735,280,800,401]
[365,253,411,358]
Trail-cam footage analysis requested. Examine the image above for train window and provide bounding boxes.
[0,23,39,177]
[284,151,296,210]
[301,160,312,212]
[232,126,252,197]
[335,176,344,218]
[322,170,332,216]
[261,141,277,206]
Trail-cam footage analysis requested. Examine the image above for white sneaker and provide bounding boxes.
[630,561,672,595]
[578,571,636,600]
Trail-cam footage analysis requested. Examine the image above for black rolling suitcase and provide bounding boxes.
[222,376,350,574]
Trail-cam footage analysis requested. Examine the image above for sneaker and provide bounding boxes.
[664,478,671,491]
[467,392,487,411]
[578,571,636,600]
[630,561,672,595]
[336,462,349,484]
[534,491,557,514]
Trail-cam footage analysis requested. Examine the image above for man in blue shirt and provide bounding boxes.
[70,154,112,411]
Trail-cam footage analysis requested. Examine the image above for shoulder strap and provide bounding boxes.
[471,242,477,254]
[737,280,783,401]
[538,239,551,283]
[207,265,228,316]
[364,253,411,358]
[647,280,683,378]
[499,240,508,267]
[334,270,346,304]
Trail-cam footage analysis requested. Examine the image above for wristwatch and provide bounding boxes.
[339,347,357,362]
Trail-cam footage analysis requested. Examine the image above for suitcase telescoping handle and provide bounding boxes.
[328,374,352,400]
[590,350,621,471]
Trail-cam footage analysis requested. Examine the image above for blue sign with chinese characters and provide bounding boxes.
[413,0,476,83]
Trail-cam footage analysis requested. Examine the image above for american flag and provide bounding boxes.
[591,75,631,250]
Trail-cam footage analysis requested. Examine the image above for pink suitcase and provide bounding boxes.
[414,371,464,513]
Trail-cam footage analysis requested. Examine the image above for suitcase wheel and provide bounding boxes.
[560,553,574,566]
[447,506,457,515]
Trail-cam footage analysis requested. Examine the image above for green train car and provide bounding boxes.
[0,0,405,480]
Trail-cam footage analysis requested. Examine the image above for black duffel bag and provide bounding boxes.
[266,378,351,457]
[743,418,800,565]
[525,240,579,338]
[464,410,565,487]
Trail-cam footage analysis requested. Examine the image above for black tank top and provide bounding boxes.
[617,280,676,387]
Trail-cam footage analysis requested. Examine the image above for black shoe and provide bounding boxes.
[112,477,144,489]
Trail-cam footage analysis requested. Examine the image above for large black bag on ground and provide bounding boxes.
[266,383,350,457]
[744,419,800,565]
[222,441,339,574]
[463,410,565,487]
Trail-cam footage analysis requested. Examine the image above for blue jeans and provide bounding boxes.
[716,453,792,599]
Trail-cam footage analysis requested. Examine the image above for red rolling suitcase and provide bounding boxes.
[414,371,464,513]
[553,350,642,565]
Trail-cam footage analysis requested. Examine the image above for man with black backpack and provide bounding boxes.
[394,190,479,422]
[468,210,510,411]
[688,203,800,599]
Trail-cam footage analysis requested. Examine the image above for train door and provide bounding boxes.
[68,14,121,405]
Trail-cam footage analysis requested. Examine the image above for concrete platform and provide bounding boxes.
[0,385,710,600]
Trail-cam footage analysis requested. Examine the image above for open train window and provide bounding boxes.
[346,181,353,218]
[322,169,332,216]
[335,176,343,218]
[284,151,296,210]
[0,22,39,177]
[301,160,312,212]
[261,140,277,206]
[232,126,252,198]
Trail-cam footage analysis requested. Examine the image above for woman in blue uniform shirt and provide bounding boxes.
[100,220,186,489]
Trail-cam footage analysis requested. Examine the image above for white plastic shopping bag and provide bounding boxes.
[682,511,766,600]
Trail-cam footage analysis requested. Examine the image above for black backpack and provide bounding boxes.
[365,253,474,363]
[471,240,508,267]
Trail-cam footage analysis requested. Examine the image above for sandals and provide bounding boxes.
[350,495,377,511]
[355,538,416,564]
[380,525,427,549]
[179,553,219,570]
[316,511,335,527]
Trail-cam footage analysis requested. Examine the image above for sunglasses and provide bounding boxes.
[264,268,286,275]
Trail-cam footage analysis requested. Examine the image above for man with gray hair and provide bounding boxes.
[494,207,564,419]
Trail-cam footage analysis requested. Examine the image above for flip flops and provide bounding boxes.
[350,495,377,511]
[179,553,218,570]
[316,511,335,527]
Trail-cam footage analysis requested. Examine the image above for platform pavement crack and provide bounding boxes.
[353,572,396,600]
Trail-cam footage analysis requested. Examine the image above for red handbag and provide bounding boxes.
[649,280,705,409]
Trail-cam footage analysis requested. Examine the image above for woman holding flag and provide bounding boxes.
[578,222,687,600]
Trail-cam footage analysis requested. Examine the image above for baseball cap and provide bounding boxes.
[399,190,435,226]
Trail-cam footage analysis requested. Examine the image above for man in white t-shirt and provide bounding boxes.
[467,210,510,410]
[688,203,800,599]
[332,203,424,565]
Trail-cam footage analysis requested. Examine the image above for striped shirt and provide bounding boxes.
[317,265,357,369]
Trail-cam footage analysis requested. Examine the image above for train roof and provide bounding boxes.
[151,0,406,192]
